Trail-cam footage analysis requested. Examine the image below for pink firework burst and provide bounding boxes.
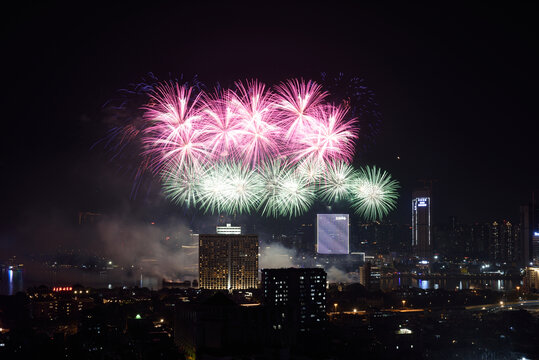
[291,104,358,163]
[274,78,328,141]
[229,80,281,166]
[201,91,243,160]
[143,82,207,172]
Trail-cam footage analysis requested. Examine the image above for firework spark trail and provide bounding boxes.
[162,160,202,208]
[350,165,400,221]
[229,80,281,166]
[318,161,357,203]
[143,83,207,173]
[274,78,328,142]
[290,104,357,163]
[201,91,243,159]
[258,159,292,218]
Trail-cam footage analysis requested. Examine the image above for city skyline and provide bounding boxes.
[1,3,539,359]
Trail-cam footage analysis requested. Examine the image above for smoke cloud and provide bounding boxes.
[259,242,298,269]
[326,266,360,283]
[97,217,197,281]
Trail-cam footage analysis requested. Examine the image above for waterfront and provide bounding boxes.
[1,266,523,295]
[0,266,160,296]
[380,275,522,292]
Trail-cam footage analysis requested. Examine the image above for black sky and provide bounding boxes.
[1,2,538,252]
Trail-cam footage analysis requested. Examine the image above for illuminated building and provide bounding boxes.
[523,266,539,291]
[199,234,258,290]
[412,189,431,258]
[29,285,94,321]
[262,268,326,333]
[359,262,380,290]
[534,232,539,264]
[316,214,349,254]
[489,220,517,264]
[216,223,241,235]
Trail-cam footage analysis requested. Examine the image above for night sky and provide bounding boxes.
[2,3,538,254]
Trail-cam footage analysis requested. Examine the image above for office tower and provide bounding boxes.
[359,262,380,290]
[412,189,431,258]
[199,234,258,290]
[316,214,349,254]
[520,197,539,265]
[524,266,539,291]
[534,232,539,265]
[216,223,241,235]
[489,220,516,264]
[262,268,326,333]
[471,222,490,260]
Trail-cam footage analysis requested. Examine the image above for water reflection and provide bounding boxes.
[0,266,162,295]
[381,276,522,291]
[0,268,24,295]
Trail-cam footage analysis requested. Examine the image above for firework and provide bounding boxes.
[295,157,325,184]
[277,170,316,218]
[219,161,264,214]
[143,82,207,173]
[318,161,356,203]
[290,104,357,163]
[161,161,202,208]
[229,80,281,166]
[105,76,399,219]
[350,166,400,221]
[201,91,242,159]
[274,78,327,141]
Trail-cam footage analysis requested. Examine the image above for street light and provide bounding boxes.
[402,300,406,308]
[333,303,338,313]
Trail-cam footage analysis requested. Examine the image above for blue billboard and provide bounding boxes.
[317,214,349,254]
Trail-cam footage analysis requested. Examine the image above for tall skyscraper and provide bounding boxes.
[316,214,349,254]
[199,234,258,290]
[520,196,539,265]
[471,222,490,260]
[262,268,326,333]
[412,189,431,258]
[359,262,380,290]
[489,220,517,264]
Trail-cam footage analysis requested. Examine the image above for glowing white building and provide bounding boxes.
[316,214,349,254]
[412,189,431,259]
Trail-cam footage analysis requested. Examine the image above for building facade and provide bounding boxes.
[520,200,539,265]
[316,214,349,254]
[489,220,519,264]
[412,189,431,259]
[199,234,258,290]
[261,268,326,333]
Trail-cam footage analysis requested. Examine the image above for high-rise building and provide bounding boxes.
[216,223,241,235]
[412,189,431,258]
[359,262,380,290]
[520,197,539,265]
[262,268,326,333]
[471,222,490,260]
[199,234,258,290]
[316,214,349,254]
[489,220,517,264]
[523,266,539,291]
